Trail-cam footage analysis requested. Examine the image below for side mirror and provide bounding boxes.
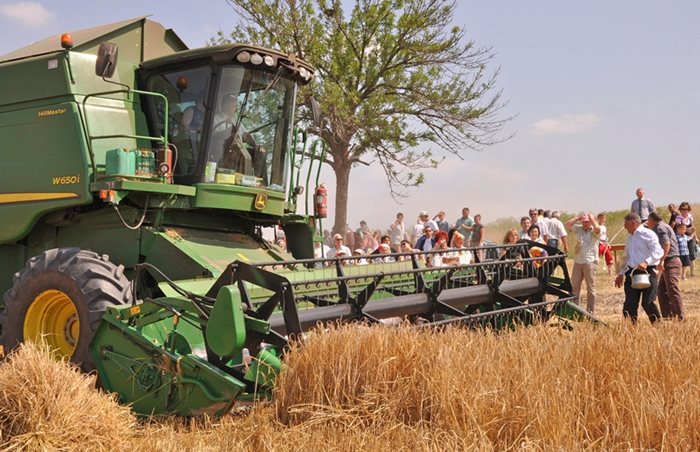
[95,42,119,78]
[310,97,322,130]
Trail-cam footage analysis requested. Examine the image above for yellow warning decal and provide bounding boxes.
[236,253,249,261]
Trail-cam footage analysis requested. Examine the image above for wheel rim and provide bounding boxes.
[24,289,80,358]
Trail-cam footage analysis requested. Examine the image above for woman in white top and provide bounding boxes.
[442,232,472,266]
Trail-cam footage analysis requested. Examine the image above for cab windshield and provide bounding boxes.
[205,66,294,190]
[147,64,296,191]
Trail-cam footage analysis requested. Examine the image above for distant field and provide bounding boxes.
[2,272,700,450]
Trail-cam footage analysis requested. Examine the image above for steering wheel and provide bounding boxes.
[213,119,234,132]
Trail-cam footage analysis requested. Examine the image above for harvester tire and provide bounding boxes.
[0,248,131,372]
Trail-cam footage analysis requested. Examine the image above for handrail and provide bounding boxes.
[288,129,307,204]
[81,88,168,184]
[303,139,320,216]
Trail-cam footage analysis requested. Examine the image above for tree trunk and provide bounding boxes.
[332,161,351,235]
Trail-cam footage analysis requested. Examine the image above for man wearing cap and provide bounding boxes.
[424,214,438,233]
[326,233,352,259]
[646,211,684,320]
[413,211,430,241]
[614,213,663,324]
[454,207,474,242]
[566,213,601,313]
[352,248,368,265]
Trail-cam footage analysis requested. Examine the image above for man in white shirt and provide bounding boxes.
[422,211,439,232]
[614,213,663,323]
[313,239,331,268]
[528,208,549,243]
[389,212,409,251]
[565,213,600,313]
[518,216,531,240]
[547,211,568,252]
[314,239,330,258]
[326,233,352,260]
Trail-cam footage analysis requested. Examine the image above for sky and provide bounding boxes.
[1,1,698,231]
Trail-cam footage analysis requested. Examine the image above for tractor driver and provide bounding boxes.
[213,94,267,181]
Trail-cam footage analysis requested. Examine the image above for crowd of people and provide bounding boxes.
[315,208,482,267]
[615,190,696,323]
[308,187,695,323]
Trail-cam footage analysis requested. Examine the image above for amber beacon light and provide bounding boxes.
[60,33,73,49]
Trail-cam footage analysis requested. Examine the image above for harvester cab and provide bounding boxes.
[0,18,595,418]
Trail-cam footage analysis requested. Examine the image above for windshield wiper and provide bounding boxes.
[264,65,284,93]
[232,78,254,135]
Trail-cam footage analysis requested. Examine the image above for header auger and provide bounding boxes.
[0,18,595,417]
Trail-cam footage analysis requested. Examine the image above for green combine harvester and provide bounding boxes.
[0,18,593,417]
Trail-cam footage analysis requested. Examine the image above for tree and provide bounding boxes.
[213,0,508,233]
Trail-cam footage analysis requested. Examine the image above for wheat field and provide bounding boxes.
[1,273,699,451]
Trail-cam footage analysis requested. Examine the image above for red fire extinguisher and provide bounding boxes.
[314,184,328,218]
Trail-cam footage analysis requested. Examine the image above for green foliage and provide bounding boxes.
[213,0,508,229]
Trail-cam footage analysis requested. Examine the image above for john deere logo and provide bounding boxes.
[254,193,268,210]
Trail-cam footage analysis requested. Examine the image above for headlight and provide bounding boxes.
[263,55,274,66]
[250,53,263,65]
[236,51,251,63]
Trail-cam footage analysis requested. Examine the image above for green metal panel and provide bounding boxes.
[141,226,291,280]
[243,347,282,389]
[0,100,91,244]
[0,54,73,106]
[206,286,246,357]
[91,303,246,417]
[0,244,26,298]
[0,17,185,65]
[194,183,285,216]
[90,179,196,197]
[56,224,141,269]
